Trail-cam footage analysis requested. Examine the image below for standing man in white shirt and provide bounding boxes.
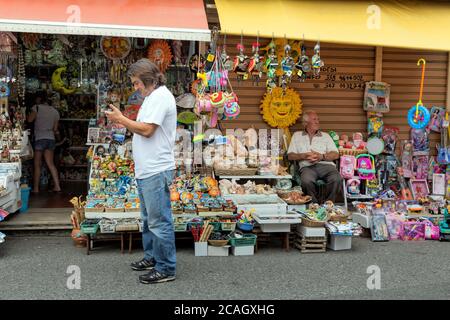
[287,110,341,203]
[106,58,177,284]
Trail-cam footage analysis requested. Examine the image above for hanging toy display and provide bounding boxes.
[295,39,311,82]
[311,41,324,75]
[407,59,430,129]
[233,39,250,83]
[264,40,278,91]
[147,40,173,73]
[194,31,240,128]
[247,40,264,86]
[280,43,295,91]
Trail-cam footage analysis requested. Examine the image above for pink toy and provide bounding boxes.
[340,155,356,179]
[385,212,405,240]
[402,220,426,241]
[346,178,360,195]
[423,219,440,240]
[356,154,376,180]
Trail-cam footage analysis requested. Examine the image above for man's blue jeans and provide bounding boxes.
[137,170,176,276]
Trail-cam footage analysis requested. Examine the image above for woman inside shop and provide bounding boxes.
[27,91,62,193]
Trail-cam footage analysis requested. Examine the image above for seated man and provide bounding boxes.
[288,110,341,203]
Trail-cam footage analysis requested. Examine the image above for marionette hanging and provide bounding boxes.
[280,43,295,91]
[311,41,324,75]
[264,40,278,91]
[247,33,264,86]
[295,38,311,82]
[220,33,233,71]
[233,34,250,84]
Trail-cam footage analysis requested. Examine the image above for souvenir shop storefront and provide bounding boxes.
[2,0,450,254]
[0,0,211,238]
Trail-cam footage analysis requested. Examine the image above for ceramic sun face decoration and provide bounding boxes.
[147,40,173,73]
[260,87,302,128]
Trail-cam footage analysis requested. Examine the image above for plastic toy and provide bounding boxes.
[407,59,430,129]
[382,127,399,155]
[436,112,450,164]
[363,81,390,113]
[427,106,445,133]
[439,206,450,240]
[423,219,440,240]
[352,132,366,150]
[346,178,360,195]
[280,44,295,90]
[340,155,356,179]
[367,136,384,155]
[411,128,429,156]
[385,212,405,240]
[367,112,384,136]
[401,140,413,178]
[329,131,340,148]
[413,155,429,180]
[356,154,376,180]
[402,220,426,241]
[370,213,389,242]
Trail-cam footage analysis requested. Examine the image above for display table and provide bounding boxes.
[86,231,141,255]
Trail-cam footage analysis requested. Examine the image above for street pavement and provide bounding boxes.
[1,234,450,300]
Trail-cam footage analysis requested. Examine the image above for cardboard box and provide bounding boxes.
[231,245,254,256]
[297,225,326,237]
[194,242,208,256]
[327,235,352,251]
[208,245,230,256]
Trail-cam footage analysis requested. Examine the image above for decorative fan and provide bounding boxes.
[100,36,131,60]
[147,40,173,73]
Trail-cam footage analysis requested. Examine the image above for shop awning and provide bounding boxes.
[0,0,210,41]
[215,0,450,51]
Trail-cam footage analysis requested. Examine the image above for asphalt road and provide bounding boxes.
[1,234,450,300]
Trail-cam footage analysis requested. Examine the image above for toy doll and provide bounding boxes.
[352,132,366,150]
[401,140,413,178]
[411,128,429,156]
[347,178,360,195]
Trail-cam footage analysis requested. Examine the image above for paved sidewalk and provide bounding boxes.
[1,235,450,300]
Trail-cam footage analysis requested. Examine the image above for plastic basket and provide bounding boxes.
[221,222,236,231]
[80,219,100,234]
[210,221,221,231]
[229,234,257,247]
[99,219,117,233]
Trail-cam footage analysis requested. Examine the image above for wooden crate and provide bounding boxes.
[294,236,327,253]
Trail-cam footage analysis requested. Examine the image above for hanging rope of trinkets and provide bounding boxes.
[17,45,26,109]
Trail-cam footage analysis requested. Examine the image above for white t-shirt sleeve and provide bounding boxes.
[288,132,303,154]
[324,133,338,153]
[138,94,168,126]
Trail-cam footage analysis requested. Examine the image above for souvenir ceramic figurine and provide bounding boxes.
[311,41,324,75]
[296,41,311,82]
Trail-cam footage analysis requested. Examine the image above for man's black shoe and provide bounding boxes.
[130,258,155,271]
[139,269,176,284]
